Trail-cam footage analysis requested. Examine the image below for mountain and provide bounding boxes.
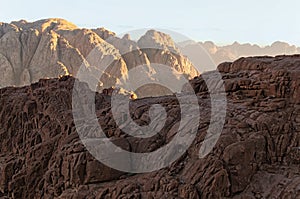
[0,55,299,198]
[0,18,199,97]
[1,18,299,95]
[179,40,300,71]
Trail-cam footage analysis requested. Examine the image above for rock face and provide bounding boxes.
[137,30,199,78]
[0,19,198,97]
[0,55,299,198]
[179,40,300,71]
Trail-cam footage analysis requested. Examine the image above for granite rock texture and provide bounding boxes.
[0,55,299,198]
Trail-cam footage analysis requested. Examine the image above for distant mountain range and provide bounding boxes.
[0,18,299,92]
[178,40,300,71]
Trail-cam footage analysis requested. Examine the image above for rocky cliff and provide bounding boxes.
[0,19,198,94]
[0,55,299,198]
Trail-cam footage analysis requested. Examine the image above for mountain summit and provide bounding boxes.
[0,19,198,96]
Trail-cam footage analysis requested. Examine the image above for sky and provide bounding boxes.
[1,0,300,46]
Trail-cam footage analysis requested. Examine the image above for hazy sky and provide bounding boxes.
[1,0,300,46]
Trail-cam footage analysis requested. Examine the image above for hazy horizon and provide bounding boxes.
[1,0,300,46]
[1,18,300,48]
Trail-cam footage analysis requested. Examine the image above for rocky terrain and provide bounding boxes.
[0,18,198,93]
[0,55,299,198]
[1,18,298,94]
[179,40,300,71]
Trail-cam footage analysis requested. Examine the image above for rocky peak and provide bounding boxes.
[10,18,78,32]
[136,29,199,80]
[122,33,131,40]
[0,19,200,97]
[137,29,179,52]
[92,27,116,40]
[0,19,128,89]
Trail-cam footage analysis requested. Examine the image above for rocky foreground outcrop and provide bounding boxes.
[0,55,300,198]
[0,18,198,93]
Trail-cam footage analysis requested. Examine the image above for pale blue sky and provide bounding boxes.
[1,0,299,46]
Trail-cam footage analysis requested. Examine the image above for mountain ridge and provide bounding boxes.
[0,18,198,96]
[1,18,299,92]
[179,40,300,70]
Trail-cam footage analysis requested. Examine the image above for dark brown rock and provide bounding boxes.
[0,55,299,198]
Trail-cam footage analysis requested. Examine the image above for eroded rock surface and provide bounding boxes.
[0,55,299,198]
